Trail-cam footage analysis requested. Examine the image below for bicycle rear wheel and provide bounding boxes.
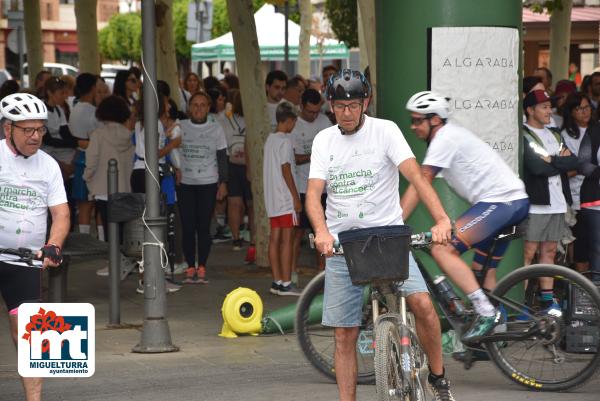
[295,271,375,384]
[375,320,426,401]
[486,264,600,391]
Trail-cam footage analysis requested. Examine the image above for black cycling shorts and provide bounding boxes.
[0,261,42,312]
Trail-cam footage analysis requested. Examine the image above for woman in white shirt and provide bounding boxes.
[177,92,228,284]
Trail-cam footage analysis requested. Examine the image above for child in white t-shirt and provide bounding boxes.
[263,102,302,296]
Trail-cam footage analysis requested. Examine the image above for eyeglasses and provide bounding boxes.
[12,124,48,137]
[332,102,362,112]
[575,105,591,113]
[410,116,430,126]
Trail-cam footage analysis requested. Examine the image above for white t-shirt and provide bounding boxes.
[42,104,76,164]
[309,116,414,237]
[219,112,247,165]
[291,113,332,194]
[133,121,167,170]
[424,123,527,204]
[267,101,281,132]
[179,117,227,185]
[562,127,586,210]
[263,132,296,217]
[0,140,67,262]
[525,124,567,214]
[69,102,99,144]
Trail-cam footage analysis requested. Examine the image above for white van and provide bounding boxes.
[22,62,78,88]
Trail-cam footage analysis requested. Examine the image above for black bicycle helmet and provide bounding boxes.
[326,69,371,101]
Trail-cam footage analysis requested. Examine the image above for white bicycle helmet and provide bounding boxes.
[0,93,47,122]
[406,91,451,119]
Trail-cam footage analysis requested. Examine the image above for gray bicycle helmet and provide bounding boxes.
[326,69,371,101]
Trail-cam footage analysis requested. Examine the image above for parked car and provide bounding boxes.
[22,62,78,88]
[101,63,131,92]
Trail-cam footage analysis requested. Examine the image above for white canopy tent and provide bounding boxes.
[191,4,349,65]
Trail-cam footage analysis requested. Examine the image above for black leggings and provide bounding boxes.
[177,183,217,267]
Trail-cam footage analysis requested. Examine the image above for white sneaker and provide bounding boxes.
[165,262,187,275]
[96,265,109,277]
[136,279,182,294]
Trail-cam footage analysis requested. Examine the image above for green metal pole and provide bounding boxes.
[376,0,523,281]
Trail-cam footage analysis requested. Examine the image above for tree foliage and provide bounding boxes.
[98,12,141,62]
[173,0,192,61]
[523,0,563,14]
[325,0,358,48]
[212,0,299,38]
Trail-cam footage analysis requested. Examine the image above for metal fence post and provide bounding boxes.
[107,158,120,326]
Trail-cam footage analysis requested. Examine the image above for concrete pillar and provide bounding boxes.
[376,0,523,277]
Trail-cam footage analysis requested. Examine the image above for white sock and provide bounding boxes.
[97,225,105,241]
[467,288,496,317]
[282,281,291,287]
[79,224,90,234]
[276,280,283,285]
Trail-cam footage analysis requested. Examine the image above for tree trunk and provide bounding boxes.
[75,0,100,74]
[357,0,376,114]
[23,0,43,88]
[156,0,183,109]
[226,0,271,267]
[298,0,312,79]
[549,0,572,82]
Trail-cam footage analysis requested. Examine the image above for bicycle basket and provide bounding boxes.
[338,225,412,285]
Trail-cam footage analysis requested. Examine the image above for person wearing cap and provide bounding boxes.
[307,70,455,401]
[0,93,69,401]
[553,79,577,128]
[523,89,578,312]
[404,91,529,345]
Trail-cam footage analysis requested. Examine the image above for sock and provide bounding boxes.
[276,280,283,285]
[467,288,496,317]
[540,289,554,302]
[97,225,105,241]
[282,281,291,287]
[79,224,90,234]
[428,368,445,384]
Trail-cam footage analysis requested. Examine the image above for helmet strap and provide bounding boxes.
[338,103,366,135]
[9,125,30,159]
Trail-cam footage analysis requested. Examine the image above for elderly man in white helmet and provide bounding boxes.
[403,91,529,344]
[0,93,70,401]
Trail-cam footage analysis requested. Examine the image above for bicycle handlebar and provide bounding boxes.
[0,247,43,267]
[309,231,433,255]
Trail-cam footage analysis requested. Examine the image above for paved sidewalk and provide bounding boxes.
[1,242,599,401]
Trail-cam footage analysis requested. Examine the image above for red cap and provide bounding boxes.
[555,80,577,96]
[524,89,552,109]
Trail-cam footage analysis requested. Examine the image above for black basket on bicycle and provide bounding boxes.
[338,225,412,285]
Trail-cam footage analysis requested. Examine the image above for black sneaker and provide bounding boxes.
[428,376,456,401]
[277,283,302,296]
[212,226,232,243]
[269,282,281,295]
[232,239,243,251]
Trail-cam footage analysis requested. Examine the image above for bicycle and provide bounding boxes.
[295,226,600,395]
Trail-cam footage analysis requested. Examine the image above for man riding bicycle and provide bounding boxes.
[0,93,70,401]
[306,70,456,401]
[403,91,530,343]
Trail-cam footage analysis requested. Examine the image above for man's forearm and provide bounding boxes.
[48,205,70,247]
[401,184,420,221]
[305,191,328,234]
[412,176,449,223]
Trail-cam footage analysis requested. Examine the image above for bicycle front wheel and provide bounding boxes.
[487,264,600,391]
[295,271,375,384]
[375,320,426,401]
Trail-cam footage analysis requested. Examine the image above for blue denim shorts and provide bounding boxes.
[322,253,428,327]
